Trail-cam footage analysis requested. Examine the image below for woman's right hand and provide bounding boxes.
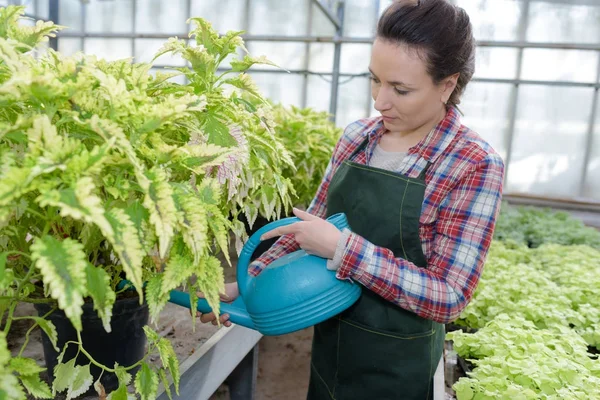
[195,282,239,328]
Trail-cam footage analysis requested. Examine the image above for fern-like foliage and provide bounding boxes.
[0,6,295,399]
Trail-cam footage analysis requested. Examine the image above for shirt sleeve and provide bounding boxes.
[336,153,505,324]
[247,123,358,276]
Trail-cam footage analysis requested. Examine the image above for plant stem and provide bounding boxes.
[0,297,55,304]
[25,207,46,220]
[17,306,56,358]
[5,251,31,259]
[4,264,38,333]
[2,302,17,334]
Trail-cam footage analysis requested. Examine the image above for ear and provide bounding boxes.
[439,73,460,104]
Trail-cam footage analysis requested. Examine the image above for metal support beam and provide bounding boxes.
[131,0,137,61]
[301,0,313,108]
[156,325,262,400]
[226,345,259,400]
[579,53,600,198]
[329,1,345,121]
[502,0,530,188]
[313,0,342,30]
[53,30,600,52]
[48,0,58,50]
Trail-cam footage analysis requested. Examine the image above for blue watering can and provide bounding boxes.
[168,213,362,336]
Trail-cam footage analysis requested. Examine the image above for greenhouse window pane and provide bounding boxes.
[135,0,187,34]
[249,0,308,35]
[305,75,331,113]
[337,77,371,128]
[246,42,306,71]
[343,0,378,37]
[341,44,371,74]
[59,0,82,31]
[34,0,49,20]
[249,73,303,107]
[85,0,133,33]
[454,0,522,41]
[460,82,513,161]
[84,39,131,61]
[309,43,334,74]
[311,2,336,36]
[134,39,186,66]
[521,49,599,83]
[506,85,594,198]
[527,1,600,44]
[474,47,518,80]
[583,97,600,199]
[57,38,81,57]
[190,0,246,32]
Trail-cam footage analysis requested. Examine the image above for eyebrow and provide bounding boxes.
[368,68,415,88]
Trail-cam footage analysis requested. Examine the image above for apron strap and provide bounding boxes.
[348,137,370,161]
[417,161,431,181]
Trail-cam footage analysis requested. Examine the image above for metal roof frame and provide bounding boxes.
[37,0,600,199]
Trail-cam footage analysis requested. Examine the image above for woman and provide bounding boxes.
[199,0,505,398]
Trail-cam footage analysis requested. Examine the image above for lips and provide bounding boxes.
[381,115,396,122]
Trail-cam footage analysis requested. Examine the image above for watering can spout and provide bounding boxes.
[167,290,256,330]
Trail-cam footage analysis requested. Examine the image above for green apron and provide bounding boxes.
[307,138,444,400]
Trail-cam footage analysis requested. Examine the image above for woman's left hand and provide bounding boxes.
[260,208,342,259]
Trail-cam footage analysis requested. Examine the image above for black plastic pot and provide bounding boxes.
[34,294,149,393]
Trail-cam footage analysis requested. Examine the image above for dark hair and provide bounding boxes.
[377,0,475,107]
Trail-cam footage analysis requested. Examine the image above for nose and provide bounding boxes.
[373,86,392,112]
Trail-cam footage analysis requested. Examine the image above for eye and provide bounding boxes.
[394,88,410,96]
[370,76,380,84]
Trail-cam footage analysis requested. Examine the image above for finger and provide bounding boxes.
[260,223,298,240]
[219,314,230,324]
[292,207,319,221]
[200,312,216,324]
[196,291,205,299]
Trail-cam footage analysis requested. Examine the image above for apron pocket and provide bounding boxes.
[335,319,440,400]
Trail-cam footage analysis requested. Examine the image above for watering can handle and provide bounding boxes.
[236,213,349,294]
[236,216,302,294]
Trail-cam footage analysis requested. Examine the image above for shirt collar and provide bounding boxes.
[366,107,462,164]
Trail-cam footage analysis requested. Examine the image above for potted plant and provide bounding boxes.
[237,101,342,259]
[0,6,293,399]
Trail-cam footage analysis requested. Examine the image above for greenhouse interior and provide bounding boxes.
[0,0,599,399]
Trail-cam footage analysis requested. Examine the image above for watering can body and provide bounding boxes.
[168,213,362,336]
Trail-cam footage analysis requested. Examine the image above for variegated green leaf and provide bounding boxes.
[155,338,180,394]
[134,363,158,400]
[85,264,116,332]
[19,374,52,399]
[143,168,178,259]
[33,318,59,352]
[31,237,87,331]
[195,256,224,321]
[145,275,170,323]
[36,177,114,242]
[161,253,196,296]
[0,372,26,400]
[52,358,76,395]
[207,210,231,266]
[66,364,93,400]
[9,357,45,376]
[174,187,209,263]
[158,368,173,400]
[105,208,144,300]
[106,384,128,400]
[114,365,132,386]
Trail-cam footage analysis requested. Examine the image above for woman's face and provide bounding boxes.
[369,38,456,135]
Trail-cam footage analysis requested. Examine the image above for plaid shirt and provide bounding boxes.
[250,107,505,324]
